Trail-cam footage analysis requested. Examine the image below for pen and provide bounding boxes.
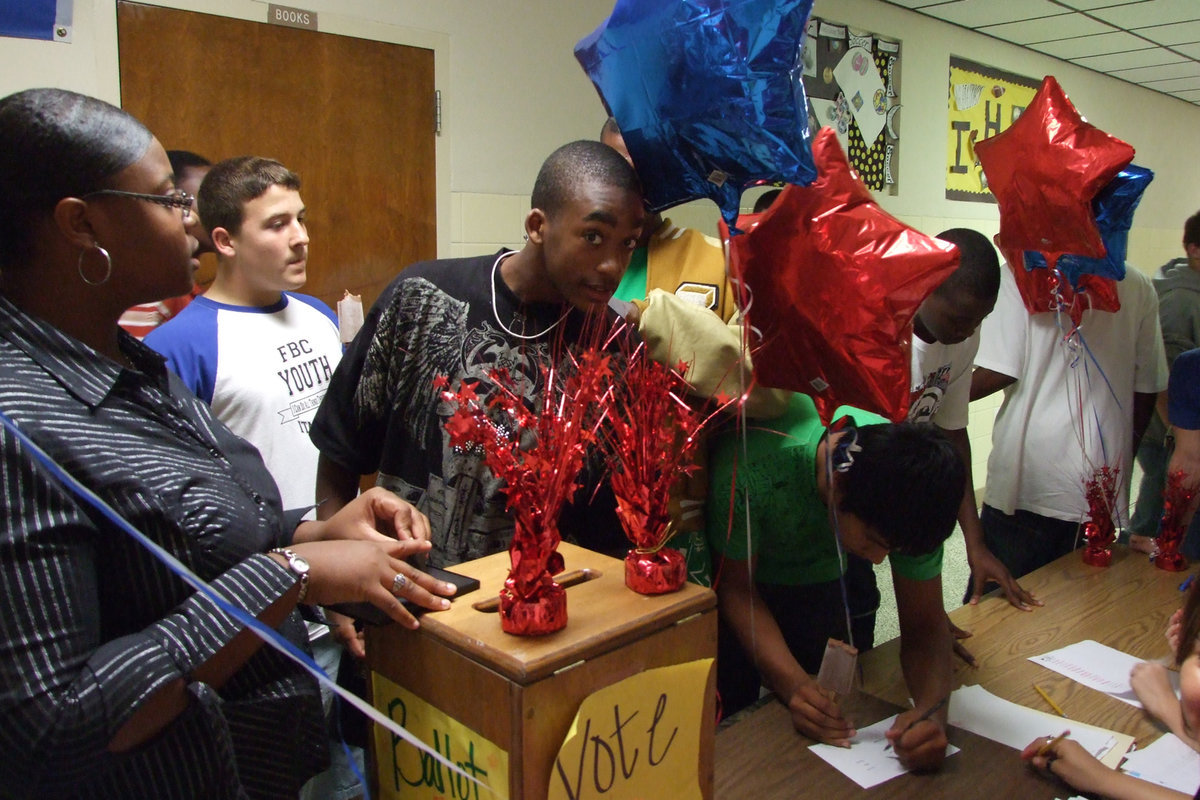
[1034,684,1066,717]
[1037,731,1070,758]
[1181,574,1195,592]
[884,695,949,751]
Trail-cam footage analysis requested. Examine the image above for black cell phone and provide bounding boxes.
[326,566,481,627]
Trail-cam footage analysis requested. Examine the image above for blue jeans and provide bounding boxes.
[1130,414,1169,537]
[299,635,365,800]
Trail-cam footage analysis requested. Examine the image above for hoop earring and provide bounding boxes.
[78,245,112,286]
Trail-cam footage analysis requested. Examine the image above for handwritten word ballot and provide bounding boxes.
[810,714,961,789]
[549,659,713,800]
[371,673,507,800]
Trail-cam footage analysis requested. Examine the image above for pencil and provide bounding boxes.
[1034,684,1066,717]
[1036,731,1070,757]
[884,695,949,751]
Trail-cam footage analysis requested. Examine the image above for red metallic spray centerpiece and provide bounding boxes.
[436,346,613,635]
[600,342,711,594]
[1081,465,1119,567]
[1155,470,1195,572]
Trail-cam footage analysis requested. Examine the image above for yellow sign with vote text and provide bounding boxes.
[548,658,714,800]
[371,672,509,800]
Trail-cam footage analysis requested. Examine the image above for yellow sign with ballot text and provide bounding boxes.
[946,56,1040,202]
[372,673,508,800]
[548,659,714,800]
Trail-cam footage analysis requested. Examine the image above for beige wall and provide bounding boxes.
[3,0,1197,491]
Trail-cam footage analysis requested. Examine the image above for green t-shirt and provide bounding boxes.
[706,393,942,585]
[613,247,649,304]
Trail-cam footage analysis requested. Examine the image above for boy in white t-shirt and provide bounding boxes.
[146,157,362,800]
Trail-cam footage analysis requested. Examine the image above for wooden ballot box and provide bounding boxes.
[365,542,717,800]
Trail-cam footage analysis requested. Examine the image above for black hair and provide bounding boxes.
[933,228,1001,303]
[530,140,641,219]
[1185,211,1200,248]
[167,150,212,176]
[600,116,622,142]
[838,422,964,556]
[0,88,153,269]
[753,189,783,214]
[198,156,300,237]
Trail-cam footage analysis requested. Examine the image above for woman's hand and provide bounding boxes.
[287,538,457,629]
[886,711,948,772]
[296,487,431,545]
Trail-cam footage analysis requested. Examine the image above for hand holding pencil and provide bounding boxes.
[885,696,949,772]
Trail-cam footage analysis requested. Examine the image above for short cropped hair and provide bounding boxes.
[530,140,641,219]
[198,156,300,237]
[753,189,782,214]
[934,227,1001,303]
[1185,211,1200,248]
[167,150,212,177]
[838,422,964,557]
[600,116,622,142]
[0,88,152,268]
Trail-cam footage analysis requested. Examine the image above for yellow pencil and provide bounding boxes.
[1034,684,1066,717]
[1037,730,1070,757]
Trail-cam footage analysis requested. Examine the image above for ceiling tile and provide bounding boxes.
[980,13,1118,44]
[1174,42,1200,58]
[875,0,951,7]
[919,0,1066,29]
[1133,20,1200,45]
[1051,0,1154,9]
[1140,75,1200,91]
[1168,87,1200,100]
[1072,47,1185,71]
[1088,0,1200,29]
[1111,60,1200,81]
[1028,29,1148,58]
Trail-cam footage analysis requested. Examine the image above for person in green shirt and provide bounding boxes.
[707,393,964,773]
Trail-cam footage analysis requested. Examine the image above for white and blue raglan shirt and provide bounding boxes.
[146,293,342,514]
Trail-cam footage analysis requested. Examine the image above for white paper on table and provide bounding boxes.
[809,713,960,789]
[947,684,1133,768]
[1120,733,1200,795]
[1029,640,1179,708]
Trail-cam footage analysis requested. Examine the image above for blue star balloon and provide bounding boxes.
[1024,164,1154,286]
[576,0,817,228]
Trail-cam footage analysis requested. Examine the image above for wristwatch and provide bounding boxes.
[270,548,310,603]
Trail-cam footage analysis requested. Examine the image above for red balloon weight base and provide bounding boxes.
[499,583,566,636]
[1154,550,1188,572]
[1081,545,1113,567]
[625,548,687,595]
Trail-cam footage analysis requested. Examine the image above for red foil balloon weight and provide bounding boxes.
[1081,466,1119,567]
[1155,470,1195,572]
[625,549,687,594]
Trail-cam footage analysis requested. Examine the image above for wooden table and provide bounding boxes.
[714,546,1191,798]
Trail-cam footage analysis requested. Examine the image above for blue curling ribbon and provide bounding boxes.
[0,408,484,796]
[1025,164,1154,286]
[576,0,818,227]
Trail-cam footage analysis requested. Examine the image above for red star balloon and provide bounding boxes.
[975,75,1134,264]
[1001,246,1120,328]
[728,127,960,424]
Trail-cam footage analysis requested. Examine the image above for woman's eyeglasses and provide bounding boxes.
[83,189,195,221]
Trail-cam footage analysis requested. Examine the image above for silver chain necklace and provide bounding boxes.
[490,251,570,340]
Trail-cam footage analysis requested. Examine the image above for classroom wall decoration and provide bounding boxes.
[801,16,901,195]
[946,56,1041,202]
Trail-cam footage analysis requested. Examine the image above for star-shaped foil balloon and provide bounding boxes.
[575,0,817,228]
[1023,164,1154,286]
[975,75,1134,263]
[729,127,960,424]
[1001,246,1120,328]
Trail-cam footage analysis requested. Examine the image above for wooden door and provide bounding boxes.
[117,2,436,312]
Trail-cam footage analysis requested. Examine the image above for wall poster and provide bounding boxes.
[946,56,1040,202]
[801,16,901,194]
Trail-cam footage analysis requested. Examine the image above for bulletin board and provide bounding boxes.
[946,56,1041,202]
[801,16,902,194]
